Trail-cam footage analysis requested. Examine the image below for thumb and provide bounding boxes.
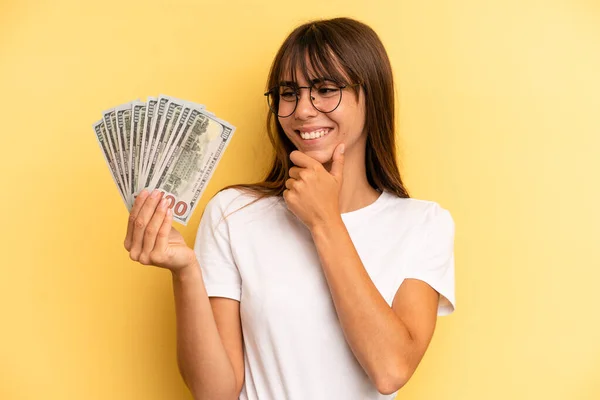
[330,143,345,180]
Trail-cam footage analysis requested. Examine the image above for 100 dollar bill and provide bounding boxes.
[149,109,235,225]
[93,95,235,223]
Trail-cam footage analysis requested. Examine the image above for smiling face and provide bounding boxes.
[276,66,367,165]
[254,18,409,199]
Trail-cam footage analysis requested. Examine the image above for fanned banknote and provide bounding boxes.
[92,95,236,225]
[93,120,127,207]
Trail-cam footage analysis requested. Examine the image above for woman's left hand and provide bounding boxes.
[284,143,345,231]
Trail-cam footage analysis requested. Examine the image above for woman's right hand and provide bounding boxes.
[124,189,197,273]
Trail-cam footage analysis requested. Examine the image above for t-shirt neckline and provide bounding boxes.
[340,189,389,223]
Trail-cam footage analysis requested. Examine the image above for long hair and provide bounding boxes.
[221,17,410,207]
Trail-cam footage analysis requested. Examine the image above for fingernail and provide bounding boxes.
[151,189,160,198]
[340,144,345,154]
[160,198,168,209]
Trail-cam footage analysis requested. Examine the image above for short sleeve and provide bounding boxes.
[404,204,456,316]
[194,192,242,301]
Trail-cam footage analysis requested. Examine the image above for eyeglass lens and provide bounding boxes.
[267,81,343,117]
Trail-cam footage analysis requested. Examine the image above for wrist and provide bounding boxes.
[309,215,345,236]
[171,261,202,282]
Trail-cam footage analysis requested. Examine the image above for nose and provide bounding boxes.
[294,88,317,120]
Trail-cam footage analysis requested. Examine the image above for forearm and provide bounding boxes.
[171,263,237,400]
[310,218,415,392]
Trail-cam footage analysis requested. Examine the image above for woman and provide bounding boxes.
[124,17,455,400]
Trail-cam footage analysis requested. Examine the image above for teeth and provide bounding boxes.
[300,129,330,140]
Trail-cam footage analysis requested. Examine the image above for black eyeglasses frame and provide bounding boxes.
[264,82,362,118]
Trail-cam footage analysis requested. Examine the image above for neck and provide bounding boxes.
[324,143,381,214]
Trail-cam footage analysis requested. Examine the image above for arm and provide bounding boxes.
[125,189,244,400]
[283,149,446,394]
[172,263,244,400]
[310,218,439,395]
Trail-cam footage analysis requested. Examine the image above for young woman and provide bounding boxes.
[124,17,456,400]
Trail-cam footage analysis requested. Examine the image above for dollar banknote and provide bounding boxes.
[92,95,236,223]
[102,109,129,193]
[144,99,184,187]
[140,96,169,190]
[138,97,156,193]
[130,101,146,200]
[149,108,235,225]
[155,101,206,174]
[93,120,128,207]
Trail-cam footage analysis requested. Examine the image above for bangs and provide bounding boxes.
[277,27,355,86]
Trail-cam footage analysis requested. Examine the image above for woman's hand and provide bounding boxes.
[124,189,197,272]
[284,143,345,231]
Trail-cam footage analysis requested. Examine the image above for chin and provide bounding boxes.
[300,148,334,164]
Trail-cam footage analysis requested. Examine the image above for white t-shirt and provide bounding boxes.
[194,188,455,400]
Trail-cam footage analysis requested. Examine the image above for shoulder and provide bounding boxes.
[382,192,455,235]
[207,187,253,209]
[203,187,282,222]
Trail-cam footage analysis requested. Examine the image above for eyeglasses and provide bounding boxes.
[264,80,362,118]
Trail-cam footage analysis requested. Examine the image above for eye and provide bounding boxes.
[280,92,296,100]
[279,86,297,101]
[313,81,340,97]
[317,87,337,94]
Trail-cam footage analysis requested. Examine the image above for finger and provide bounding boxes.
[285,178,296,190]
[139,196,170,264]
[290,150,320,169]
[125,189,150,251]
[130,189,164,261]
[153,204,173,255]
[289,166,302,179]
[330,143,345,180]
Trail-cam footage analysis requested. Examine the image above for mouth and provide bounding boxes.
[295,128,332,141]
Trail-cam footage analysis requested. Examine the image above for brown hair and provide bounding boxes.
[221,17,409,208]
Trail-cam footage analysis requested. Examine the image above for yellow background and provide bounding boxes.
[1,0,599,399]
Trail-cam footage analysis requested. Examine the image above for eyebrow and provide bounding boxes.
[279,77,336,86]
